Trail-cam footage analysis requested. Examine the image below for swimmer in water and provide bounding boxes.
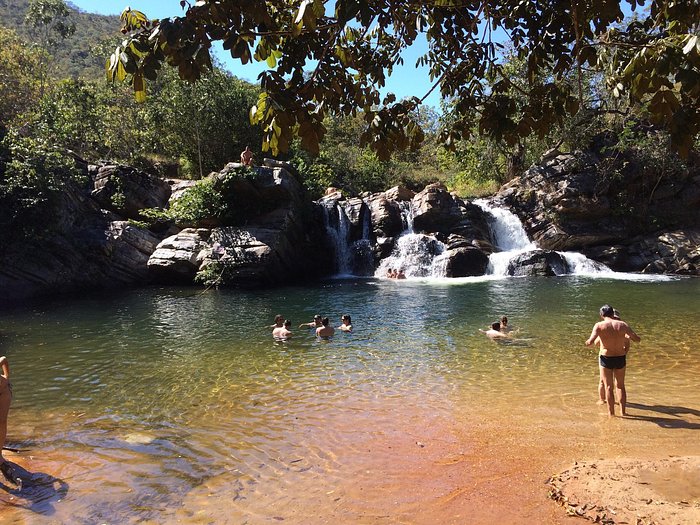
[300,315,323,329]
[273,319,293,340]
[316,317,335,338]
[338,314,352,332]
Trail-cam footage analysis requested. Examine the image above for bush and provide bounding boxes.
[0,130,85,242]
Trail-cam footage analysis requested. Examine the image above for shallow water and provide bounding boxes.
[1,276,699,523]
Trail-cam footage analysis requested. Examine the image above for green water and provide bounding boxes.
[1,276,699,523]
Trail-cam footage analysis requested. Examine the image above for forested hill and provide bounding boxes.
[0,0,120,79]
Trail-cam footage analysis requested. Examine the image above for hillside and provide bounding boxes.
[0,0,120,79]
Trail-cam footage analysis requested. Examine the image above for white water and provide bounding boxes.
[374,201,447,278]
[323,203,352,275]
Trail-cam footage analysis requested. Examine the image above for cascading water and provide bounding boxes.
[474,199,611,276]
[323,200,374,276]
[350,202,375,276]
[322,202,351,275]
[374,201,447,278]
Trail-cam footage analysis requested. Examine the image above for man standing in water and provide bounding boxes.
[586,305,641,417]
[0,356,11,472]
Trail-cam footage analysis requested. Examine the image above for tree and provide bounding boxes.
[0,28,43,126]
[146,67,262,178]
[108,1,700,159]
[24,0,76,97]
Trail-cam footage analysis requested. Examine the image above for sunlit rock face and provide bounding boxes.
[148,162,332,287]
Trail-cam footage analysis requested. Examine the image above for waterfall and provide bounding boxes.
[474,199,611,276]
[322,202,352,275]
[323,200,374,276]
[374,201,447,278]
[351,203,375,275]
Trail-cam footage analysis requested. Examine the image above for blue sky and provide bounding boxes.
[69,0,442,107]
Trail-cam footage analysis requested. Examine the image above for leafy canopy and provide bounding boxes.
[102,1,698,159]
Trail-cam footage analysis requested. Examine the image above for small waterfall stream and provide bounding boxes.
[323,200,374,276]
[474,199,611,276]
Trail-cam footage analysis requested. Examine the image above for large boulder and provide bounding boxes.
[506,250,569,276]
[412,183,464,233]
[441,246,490,277]
[148,163,333,286]
[148,229,210,283]
[366,194,404,238]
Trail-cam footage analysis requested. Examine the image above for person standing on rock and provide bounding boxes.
[586,305,640,417]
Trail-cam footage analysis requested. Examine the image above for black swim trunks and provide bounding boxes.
[599,354,626,369]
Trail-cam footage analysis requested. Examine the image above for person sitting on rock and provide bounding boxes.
[240,146,254,166]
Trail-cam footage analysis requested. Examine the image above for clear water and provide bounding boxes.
[1,276,699,523]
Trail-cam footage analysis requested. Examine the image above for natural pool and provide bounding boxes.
[1,275,699,523]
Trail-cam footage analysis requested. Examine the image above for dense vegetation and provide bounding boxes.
[1,0,698,245]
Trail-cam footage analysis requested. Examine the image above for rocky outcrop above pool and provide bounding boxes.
[496,149,700,275]
[0,172,163,303]
[148,162,330,288]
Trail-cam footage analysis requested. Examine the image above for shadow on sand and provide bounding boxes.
[1,460,69,516]
[625,402,700,429]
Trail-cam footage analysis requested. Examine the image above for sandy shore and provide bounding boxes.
[549,456,700,525]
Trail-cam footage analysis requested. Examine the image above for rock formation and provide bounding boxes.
[497,150,700,274]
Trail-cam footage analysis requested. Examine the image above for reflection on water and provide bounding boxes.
[1,277,699,522]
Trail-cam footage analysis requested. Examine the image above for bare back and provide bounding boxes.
[587,318,640,356]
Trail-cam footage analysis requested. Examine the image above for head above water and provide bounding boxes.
[491,322,501,331]
[322,317,330,327]
[314,314,322,321]
[600,305,615,318]
[284,319,291,328]
[342,314,351,323]
[500,315,508,326]
[274,314,284,323]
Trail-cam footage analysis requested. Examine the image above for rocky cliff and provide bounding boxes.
[496,149,700,274]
